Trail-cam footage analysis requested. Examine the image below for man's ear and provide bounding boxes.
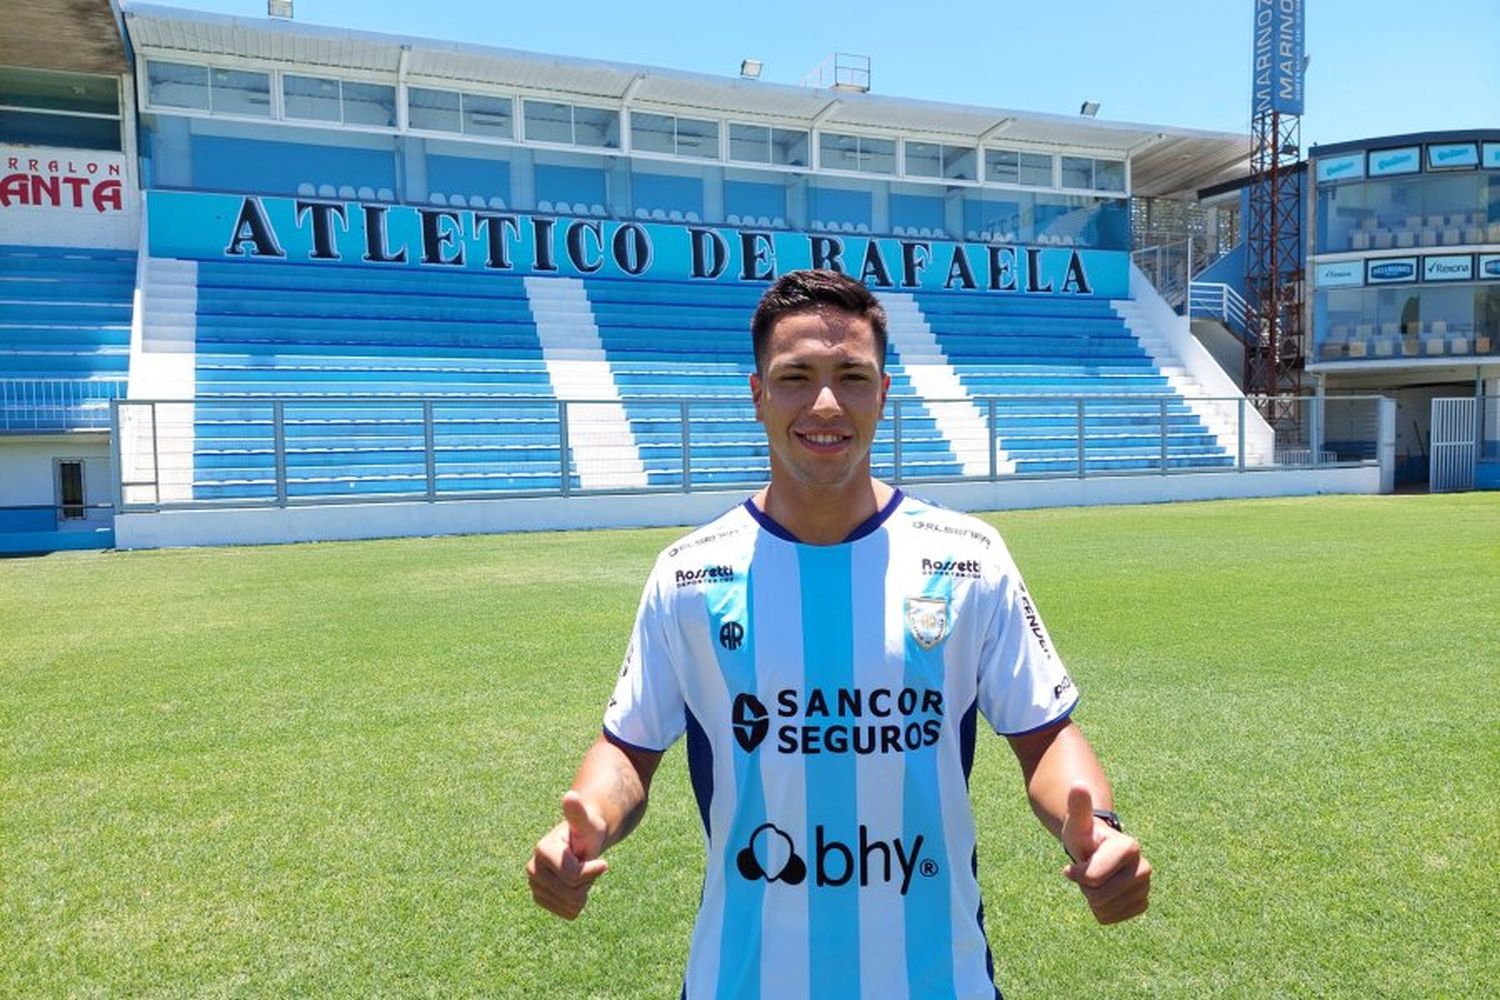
[749,372,763,406]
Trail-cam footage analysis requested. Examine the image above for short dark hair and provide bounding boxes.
[749,269,888,374]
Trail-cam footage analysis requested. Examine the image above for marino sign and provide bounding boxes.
[1253,0,1304,116]
[146,190,1127,296]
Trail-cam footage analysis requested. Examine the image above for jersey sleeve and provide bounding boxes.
[975,550,1079,736]
[602,557,687,753]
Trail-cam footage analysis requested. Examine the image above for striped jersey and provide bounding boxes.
[603,490,1078,1000]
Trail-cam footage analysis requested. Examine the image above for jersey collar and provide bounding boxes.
[742,488,905,545]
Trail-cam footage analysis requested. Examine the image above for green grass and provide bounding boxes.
[2,494,1497,998]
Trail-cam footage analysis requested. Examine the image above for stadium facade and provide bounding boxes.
[0,1,1424,553]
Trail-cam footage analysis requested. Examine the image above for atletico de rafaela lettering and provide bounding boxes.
[220,194,1095,294]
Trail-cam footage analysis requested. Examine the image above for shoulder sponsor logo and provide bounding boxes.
[737,821,936,895]
[1017,584,1053,658]
[909,519,992,548]
[905,596,951,650]
[1054,675,1074,700]
[674,564,735,588]
[732,685,945,756]
[666,526,741,558]
[921,556,982,579]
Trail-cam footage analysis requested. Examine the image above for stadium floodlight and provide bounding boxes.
[740,59,763,80]
[1079,101,1101,117]
[267,0,293,17]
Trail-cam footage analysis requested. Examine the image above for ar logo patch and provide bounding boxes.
[904,596,950,651]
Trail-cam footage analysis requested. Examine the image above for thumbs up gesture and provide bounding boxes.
[1060,784,1152,924]
[527,791,610,920]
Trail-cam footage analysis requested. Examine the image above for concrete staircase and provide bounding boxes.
[523,276,648,490]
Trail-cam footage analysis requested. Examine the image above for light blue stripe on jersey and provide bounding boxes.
[798,545,860,1000]
[903,567,956,998]
[710,566,764,1000]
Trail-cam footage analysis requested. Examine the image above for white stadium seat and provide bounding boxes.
[685,211,700,223]
[590,203,606,217]
[635,208,650,219]
[771,217,785,229]
[318,184,337,198]
[668,209,684,222]
[357,186,376,201]
[538,200,554,213]
[727,213,742,226]
[376,187,394,202]
[651,209,668,221]
[296,182,316,197]
[338,185,356,199]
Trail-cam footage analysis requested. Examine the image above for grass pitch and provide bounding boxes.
[2,494,1497,998]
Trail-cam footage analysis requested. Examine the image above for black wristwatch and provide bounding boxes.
[1093,809,1124,833]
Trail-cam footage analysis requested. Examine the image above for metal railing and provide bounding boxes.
[111,393,1386,512]
[1188,281,1250,337]
[1,378,127,432]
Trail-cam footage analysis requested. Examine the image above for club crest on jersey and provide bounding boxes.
[904,597,950,651]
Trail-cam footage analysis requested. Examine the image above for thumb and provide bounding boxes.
[561,791,606,861]
[1060,784,1098,865]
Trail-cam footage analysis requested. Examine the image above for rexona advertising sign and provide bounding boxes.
[1423,255,1473,282]
[1314,260,1363,288]
[145,190,1129,296]
[0,144,137,248]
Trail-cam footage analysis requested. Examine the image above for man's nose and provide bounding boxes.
[810,383,842,416]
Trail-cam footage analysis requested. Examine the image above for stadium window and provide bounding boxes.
[730,123,771,163]
[342,83,395,128]
[209,68,271,117]
[461,93,513,139]
[905,141,942,178]
[283,74,341,122]
[572,106,620,149]
[0,67,122,151]
[146,61,209,112]
[674,116,719,159]
[1095,159,1126,192]
[632,111,676,154]
[409,87,460,132]
[771,128,808,167]
[821,132,896,175]
[1018,152,1053,187]
[985,149,1018,184]
[942,145,977,181]
[524,100,574,144]
[56,460,85,521]
[1061,156,1093,190]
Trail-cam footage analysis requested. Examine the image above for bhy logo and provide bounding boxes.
[736,822,935,895]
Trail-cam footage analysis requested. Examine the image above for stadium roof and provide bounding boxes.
[121,2,1251,198]
[2,0,129,76]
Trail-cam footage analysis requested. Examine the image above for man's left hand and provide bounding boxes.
[1059,784,1152,924]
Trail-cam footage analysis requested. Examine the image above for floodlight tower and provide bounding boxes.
[1244,1,1307,422]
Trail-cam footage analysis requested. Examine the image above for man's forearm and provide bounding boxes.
[571,735,659,850]
[1010,721,1113,839]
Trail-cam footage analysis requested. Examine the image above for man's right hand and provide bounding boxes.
[527,791,610,920]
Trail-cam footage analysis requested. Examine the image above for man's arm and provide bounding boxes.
[527,734,663,920]
[1007,719,1151,924]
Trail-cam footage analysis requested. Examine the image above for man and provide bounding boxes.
[527,269,1151,998]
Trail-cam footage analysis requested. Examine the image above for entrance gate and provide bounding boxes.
[1429,398,1477,492]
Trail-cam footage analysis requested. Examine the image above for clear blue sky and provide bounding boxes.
[141,0,1499,148]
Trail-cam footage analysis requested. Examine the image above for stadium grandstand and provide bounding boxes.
[1,0,1419,553]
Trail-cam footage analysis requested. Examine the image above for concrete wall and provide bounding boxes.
[113,466,1385,551]
[0,434,113,524]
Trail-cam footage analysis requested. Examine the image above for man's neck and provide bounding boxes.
[752,475,895,545]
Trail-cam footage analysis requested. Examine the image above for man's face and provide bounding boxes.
[750,307,890,491]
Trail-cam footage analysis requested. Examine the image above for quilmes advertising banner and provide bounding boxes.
[1367,147,1420,177]
[146,190,1129,297]
[1253,0,1304,116]
[1315,153,1363,184]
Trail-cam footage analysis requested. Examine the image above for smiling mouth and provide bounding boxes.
[796,430,851,452]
